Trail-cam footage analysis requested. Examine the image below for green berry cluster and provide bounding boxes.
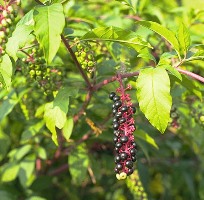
[169,105,180,129]
[22,47,62,95]
[191,101,204,128]
[0,3,17,59]
[74,38,96,74]
[126,170,148,200]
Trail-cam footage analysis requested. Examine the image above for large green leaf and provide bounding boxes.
[1,163,20,182]
[62,117,74,141]
[6,25,33,61]
[33,3,65,64]
[68,144,89,185]
[81,26,152,52]
[44,87,78,145]
[177,23,191,57]
[137,21,180,57]
[136,67,172,133]
[0,54,13,89]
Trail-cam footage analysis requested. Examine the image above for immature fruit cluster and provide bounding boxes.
[74,39,96,74]
[22,48,62,95]
[191,101,204,128]
[0,3,17,58]
[169,105,180,129]
[109,90,137,180]
[126,170,148,200]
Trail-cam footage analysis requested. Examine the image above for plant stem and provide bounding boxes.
[61,35,93,89]
[177,68,204,83]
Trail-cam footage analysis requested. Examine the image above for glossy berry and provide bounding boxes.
[114,130,120,137]
[115,142,122,148]
[112,109,118,115]
[115,112,122,119]
[115,147,120,152]
[119,118,126,124]
[109,92,116,100]
[132,142,137,148]
[121,106,128,112]
[115,155,121,163]
[114,167,120,173]
[114,101,122,108]
[127,168,134,175]
[113,136,118,143]
[125,160,133,168]
[130,148,137,156]
[132,156,137,162]
[120,136,129,143]
[131,106,136,114]
[113,122,119,130]
[116,163,123,170]
[113,95,120,102]
[112,118,118,123]
[120,152,128,160]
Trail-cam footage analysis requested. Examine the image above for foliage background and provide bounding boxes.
[0,0,204,199]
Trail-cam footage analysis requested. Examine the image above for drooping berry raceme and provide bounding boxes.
[109,74,137,180]
[0,1,18,59]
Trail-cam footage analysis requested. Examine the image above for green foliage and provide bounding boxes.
[0,0,204,199]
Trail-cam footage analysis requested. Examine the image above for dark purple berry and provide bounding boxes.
[113,96,120,102]
[115,155,121,163]
[113,122,119,130]
[112,104,116,110]
[132,142,137,148]
[112,109,118,115]
[115,147,119,152]
[131,156,137,162]
[114,130,120,136]
[114,101,122,108]
[113,136,118,143]
[125,160,133,168]
[120,136,128,143]
[130,148,137,156]
[113,118,118,123]
[120,152,128,160]
[121,106,128,112]
[115,112,122,119]
[109,92,116,100]
[115,142,122,148]
[127,168,134,175]
[131,106,136,114]
[116,163,123,170]
[119,118,126,124]
[114,167,120,173]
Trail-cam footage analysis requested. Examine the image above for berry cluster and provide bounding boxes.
[74,39,96,74]
[126,170,148,200]
[0,1,17,59]
[169,105,180,129]
[191,101,204,128]
[21,47,62,95]
[109,86,137,180]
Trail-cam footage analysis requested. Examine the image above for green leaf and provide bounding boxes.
[44,87,78,145]
[1,163,20,182]
[116,0,138,13]
[14,144,32,161]
[158,65,182,81]
[17,10,34,26]
[177,23,191,56]
[135,129,159,149]
[137,48,156,63]
[0,128,11,162]
[136,67,172,133]
[68,143,89,185]
[18,154,36,187]
[137,21,180,57]
[0,54,13,89]
[6,25,33,61]
[81,26,152,52]
[62,117,74,141]
[33,3,65,64]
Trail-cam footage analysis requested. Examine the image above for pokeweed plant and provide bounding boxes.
[0,0,204,199]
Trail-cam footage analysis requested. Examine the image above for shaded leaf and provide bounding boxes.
[68,143,89,185]
[62,117,74,141]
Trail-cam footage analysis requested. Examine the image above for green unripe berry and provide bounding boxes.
[88,54,94,60]
[1,19,7,27]
[6,18,12,24]
[29,69,35,76]
[88,61,94,67]
[36,70,42,76]
[7,6,13,12]
[2,10,8,17]
[0,31,5,39]
[200,116,204,122]
[81,51,86,58]
[76,44,83,50]
[75,52,80,57]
